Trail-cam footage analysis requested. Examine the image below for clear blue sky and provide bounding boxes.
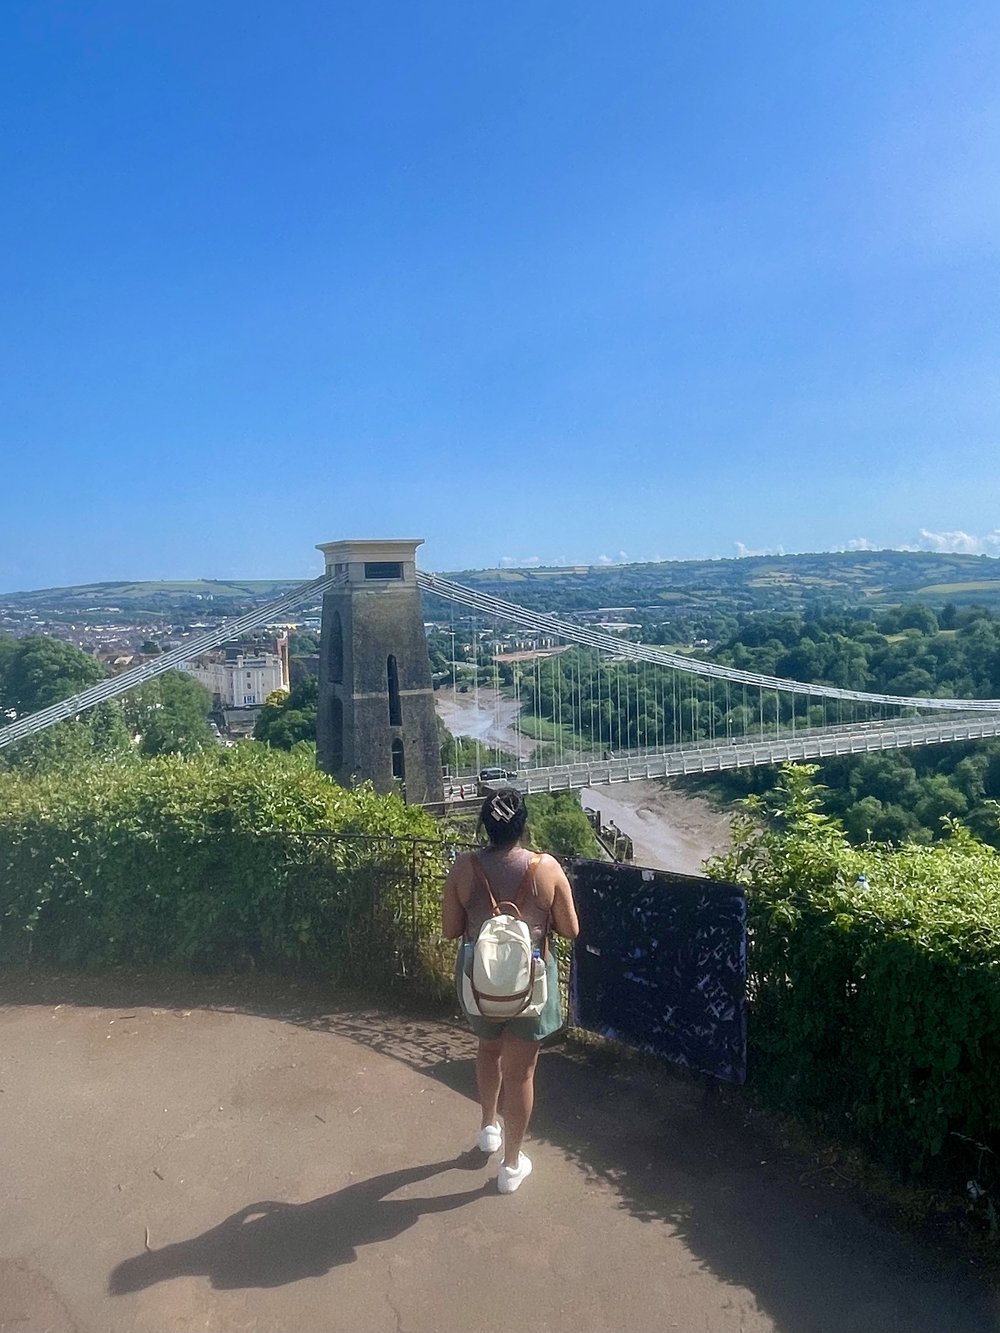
[3,2,1000,591]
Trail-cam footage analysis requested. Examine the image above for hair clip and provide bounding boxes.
[490,793,518,823]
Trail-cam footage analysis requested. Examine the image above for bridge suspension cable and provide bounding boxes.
[417,572,1000,714]
[0,571,346,750]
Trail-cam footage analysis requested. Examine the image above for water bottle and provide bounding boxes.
[529,948,546,1011]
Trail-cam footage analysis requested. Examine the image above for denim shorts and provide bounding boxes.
[455,943,563,1042]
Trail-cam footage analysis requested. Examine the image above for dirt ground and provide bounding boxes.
[2,970,999,1333]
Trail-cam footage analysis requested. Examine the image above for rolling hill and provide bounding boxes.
[4,550,1000,620]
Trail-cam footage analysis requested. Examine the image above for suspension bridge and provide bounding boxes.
[3,544,1000,801]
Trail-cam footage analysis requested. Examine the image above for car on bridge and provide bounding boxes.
[479,766,518,782]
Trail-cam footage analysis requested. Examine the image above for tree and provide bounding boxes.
[0,637,131,775]
[525,792,600,858]
[254,676,318,750]
[124,671,214,756]
[0,635,105,717]
[289,631,320,655]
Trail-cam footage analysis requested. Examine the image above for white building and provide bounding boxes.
[180,637,289,708]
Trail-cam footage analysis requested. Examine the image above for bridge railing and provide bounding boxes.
[501,711,1000,792]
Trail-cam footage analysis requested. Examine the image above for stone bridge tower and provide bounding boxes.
[315,539,443,806]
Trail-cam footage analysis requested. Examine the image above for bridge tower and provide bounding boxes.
[315,538,443,806]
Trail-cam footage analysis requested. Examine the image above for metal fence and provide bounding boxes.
[568,860,747,1084]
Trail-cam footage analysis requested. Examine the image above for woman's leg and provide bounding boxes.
[476,1035,504,1129]
[498,1034,541,1166]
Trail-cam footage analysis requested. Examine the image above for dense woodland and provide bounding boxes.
[514,601,1000,847]
[700,603,1000,846]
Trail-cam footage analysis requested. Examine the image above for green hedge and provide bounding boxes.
[709,766,1000,1195]
[0,747,452,994]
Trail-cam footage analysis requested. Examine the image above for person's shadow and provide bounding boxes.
[109,1152,490,1293]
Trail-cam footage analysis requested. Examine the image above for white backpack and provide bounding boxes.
[461,854,548,1021]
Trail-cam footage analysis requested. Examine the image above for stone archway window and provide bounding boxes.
[387,654,402,726]
[391,737,405,784]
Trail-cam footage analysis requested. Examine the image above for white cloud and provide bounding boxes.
[843,537,879,552]
[734,542,785,559]
[498,555,542,568]
[915,528,1000,556]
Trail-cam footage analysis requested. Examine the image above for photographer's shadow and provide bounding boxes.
[110,1152,490,1293]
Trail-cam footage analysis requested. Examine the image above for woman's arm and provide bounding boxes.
[441,860,468,940]
[546,859,580,939]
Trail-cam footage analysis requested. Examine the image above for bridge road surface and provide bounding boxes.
[2,973,998,1333]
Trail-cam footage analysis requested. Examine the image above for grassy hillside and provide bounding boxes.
[0,579,301,618]
[444,550,1000,616]
[5,550,1000,619]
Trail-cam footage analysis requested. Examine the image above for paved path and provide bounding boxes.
[1,972,998,1333]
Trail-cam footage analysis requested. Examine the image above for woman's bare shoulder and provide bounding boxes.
[534,851,570,882]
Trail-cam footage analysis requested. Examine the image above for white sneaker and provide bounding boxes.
[477,1122,502,1155]
[497,1152,532,1194]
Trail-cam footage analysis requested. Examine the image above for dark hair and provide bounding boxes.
[479,787,528,849]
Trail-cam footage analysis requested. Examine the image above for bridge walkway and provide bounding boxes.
[1,972,996,1333]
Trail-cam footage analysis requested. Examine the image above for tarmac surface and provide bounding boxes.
[2,970,999,1333]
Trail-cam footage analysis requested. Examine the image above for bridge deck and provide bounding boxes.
[2,971,995,1333]
[455,712,1000,794]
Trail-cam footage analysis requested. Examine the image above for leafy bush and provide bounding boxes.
[0,746,452,997]
[253,677,318,749]
[525,791,602,859]
[709,765,1000,1195]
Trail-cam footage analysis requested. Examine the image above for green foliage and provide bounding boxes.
[253,676,318,749]
[525,791,601,858]
[0,633,105,716]
[0,637,133,775]
[636,604,1000,847]
[0,747,450,997]
[0,706,133,777]
[709,765,1000,1195]
[288,630,320,655]
[122,670,215,755]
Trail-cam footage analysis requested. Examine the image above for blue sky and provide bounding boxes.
[3,2,1000,591]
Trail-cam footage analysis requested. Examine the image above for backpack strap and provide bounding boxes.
[512,854,543,910]
[470,855,500,913]
[466,855,504,943]
[469,852,539,913]
[514,854,550,962]
[468,853,549,958]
